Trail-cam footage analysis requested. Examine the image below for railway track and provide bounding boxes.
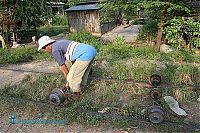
[0,66,199,89]
[0,95,200,132]
[0,66,200,132]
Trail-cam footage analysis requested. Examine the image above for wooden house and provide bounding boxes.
[65,2,117,36]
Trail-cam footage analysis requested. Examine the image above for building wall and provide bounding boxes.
[100,21,117,34]
[68,10,101,36]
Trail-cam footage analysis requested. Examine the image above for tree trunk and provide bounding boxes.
[156,5,167,51]
[156,20,164,50]
[0,34,6,48]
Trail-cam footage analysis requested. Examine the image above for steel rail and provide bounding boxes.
[0,95,200,132]
[0,66,199,89]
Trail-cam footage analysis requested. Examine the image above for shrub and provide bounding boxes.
[38,26,67,37]
[66,31,103,51]
[52,15,67,26]
[0,47,52,64]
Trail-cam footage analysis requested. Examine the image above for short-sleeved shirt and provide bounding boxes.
[52,39,96,66]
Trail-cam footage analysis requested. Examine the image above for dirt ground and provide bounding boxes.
[0,61,60,86]
[0,112,125,133]
[101,25,143,43]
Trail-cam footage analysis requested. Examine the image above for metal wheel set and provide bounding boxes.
[147,74,164,124]
[48,74,169,124]
[49,87,69,106]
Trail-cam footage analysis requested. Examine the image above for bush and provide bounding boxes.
[52,15,67,26]
[137,19,158,41]
[0,48,52,64]
[38,26,67,37]
[66,31,103,51]
[131,18,148,25]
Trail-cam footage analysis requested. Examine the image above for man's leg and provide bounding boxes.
[67,60,91,94]
[81,59,94,86]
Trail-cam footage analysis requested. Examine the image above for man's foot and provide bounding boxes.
[81,85,87,94]
[67,92,81,102]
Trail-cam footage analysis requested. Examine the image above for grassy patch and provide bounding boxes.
[66,32,200,64]
[0,48,52,64]
[0,73,199,132]
[1,32,200,65]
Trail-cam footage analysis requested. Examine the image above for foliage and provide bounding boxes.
[1,32,200,65]
[66,0,96,6]
[139,1,191,19]
[0,0,19,45]
[96,37,135,61]
[138,0,191,48]
[137,19,158,42]
[14,0,50,29]
[0,0,50,47]
[52,15,67,26]
[164,18,200,48]
[66,31,102,51]
[99,0,138,23]
[38,26,67,37]
[0,47,51,64]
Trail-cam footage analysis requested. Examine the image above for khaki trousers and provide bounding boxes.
[66,59,94,92]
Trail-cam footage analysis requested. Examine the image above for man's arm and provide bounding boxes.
[60,64,70,88]
[60,63,69,79]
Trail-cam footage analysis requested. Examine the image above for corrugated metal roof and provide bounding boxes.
[65,4,99,12]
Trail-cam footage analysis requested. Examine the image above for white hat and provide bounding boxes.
[38,36,56,51]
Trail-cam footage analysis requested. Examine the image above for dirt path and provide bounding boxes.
[0,61,60,87]
[101,25,143,43]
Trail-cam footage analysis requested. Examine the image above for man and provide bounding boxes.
[38,36,96,100]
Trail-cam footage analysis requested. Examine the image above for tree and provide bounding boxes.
[99,0,139,23]
[139,0,191,50]
[0,0,19,47]
[14,0,50,30]
[164,18,200,49]
[0,0,50,48]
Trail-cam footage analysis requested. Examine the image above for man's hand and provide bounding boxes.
[65,82,70,89]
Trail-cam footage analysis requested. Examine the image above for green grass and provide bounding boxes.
[1,31,200,64]
[0,47,52,64]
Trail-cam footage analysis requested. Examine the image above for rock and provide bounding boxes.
[197,97,200,102]
[100,60,110,71]
[164,96,187,116]
[160,44,174,53]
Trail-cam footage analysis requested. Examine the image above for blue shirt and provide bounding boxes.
[52,39,96,66]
